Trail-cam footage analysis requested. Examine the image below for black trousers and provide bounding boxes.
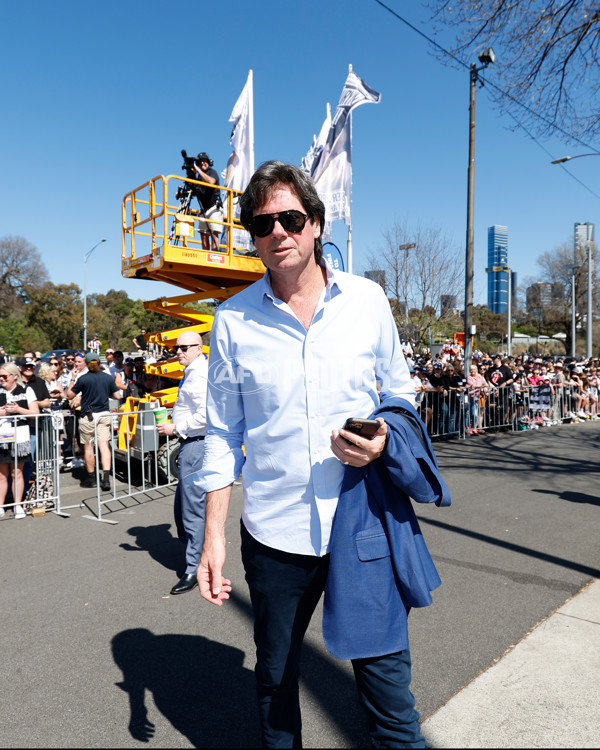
[240,522,425,749]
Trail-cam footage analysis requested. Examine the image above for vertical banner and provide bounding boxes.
[222,70,255,252]
[301,68,380,247]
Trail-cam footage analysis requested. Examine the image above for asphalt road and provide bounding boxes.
[1,421,598,748]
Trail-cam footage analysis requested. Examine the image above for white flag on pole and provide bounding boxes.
[301,103,331,178]
[223,70,254,192]
[221,71,254,251]
[302,70,381,239]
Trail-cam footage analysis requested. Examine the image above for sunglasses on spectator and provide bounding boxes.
[175,344,200,353]
[250,210,309,238]
[106,351,114,355]
[50,361,59,365]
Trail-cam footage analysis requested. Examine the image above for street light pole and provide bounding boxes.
[487,264,511,355]
[398,242,416,333]
[586,243,593,359]
[464,48,495,372]
[83,239,107,351]
[551,152,600,164]
[567,264,580,358]
[507,269,512,356]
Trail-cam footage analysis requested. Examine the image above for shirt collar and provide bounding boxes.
[260,257,343,303]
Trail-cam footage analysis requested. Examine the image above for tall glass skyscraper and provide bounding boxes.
[487,225,509,314]
[574,221,594,252]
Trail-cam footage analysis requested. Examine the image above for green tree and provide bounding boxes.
[26,282,83,349]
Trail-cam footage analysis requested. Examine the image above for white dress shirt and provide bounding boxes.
[172,354,208,439]
[195,261,415,556]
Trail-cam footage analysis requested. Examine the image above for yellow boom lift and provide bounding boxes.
[117,171,264,478]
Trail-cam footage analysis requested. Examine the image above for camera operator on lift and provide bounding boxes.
[177,151,223,252]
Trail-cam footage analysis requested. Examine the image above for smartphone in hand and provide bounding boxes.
[343,417,380,439]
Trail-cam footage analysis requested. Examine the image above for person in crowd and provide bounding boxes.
[87,334,101,355]
[17,356,51,488]
[156,330,208,595]
[108,351,125,403]
[425,361,446,436]
[59,354,76,387]
[0,363,40,519]
[511,365,530,425]
[566,364,586,418]
[587,366,599,416]
[58,354,83,466]
[466,363,488,435]
[414,367,434,428]
[193,161,449,748]
[108,350,122,377]
[116,358,137,401]
[139,370,159,397]
[0,346,7,365]
[132,330,147,355]
[551,362,567,421]
[444,361,466,437]
[66,352,120,491]
[37,363,66,409]
[487,354,515,428]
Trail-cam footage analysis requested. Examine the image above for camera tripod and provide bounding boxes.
[168,182,208,245]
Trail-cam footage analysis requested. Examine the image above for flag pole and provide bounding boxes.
[347,64,353,274]
[248,69,255,174]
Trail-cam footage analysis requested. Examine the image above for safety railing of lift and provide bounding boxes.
[122,174,256,263]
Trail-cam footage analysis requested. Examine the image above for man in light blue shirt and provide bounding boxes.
[194,162,422,748]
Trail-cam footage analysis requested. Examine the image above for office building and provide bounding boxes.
[526,282,564,314]
[487,225,509,314]
[440,294,458,316]
[574,222,594,252]
[365,269,386,292]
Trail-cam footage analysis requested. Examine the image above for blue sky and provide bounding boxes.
[2,0,598,308]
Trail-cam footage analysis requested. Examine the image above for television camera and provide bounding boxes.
[180,149,213,180]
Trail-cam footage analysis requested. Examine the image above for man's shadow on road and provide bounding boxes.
[112,628,258,747]
[532,488,600,507]
[120,524,185,576]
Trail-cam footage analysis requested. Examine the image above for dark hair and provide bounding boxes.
[88,361,101,374]
[239,161,325,263]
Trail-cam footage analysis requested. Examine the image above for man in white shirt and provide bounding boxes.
[156,330,207,595]
[194,162,422,747]
[107,351,125,403]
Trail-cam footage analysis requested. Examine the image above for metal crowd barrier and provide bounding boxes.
[65,404,179,523]
[1,406,180,522]
[416,380,599,441]
[0,412,64,518]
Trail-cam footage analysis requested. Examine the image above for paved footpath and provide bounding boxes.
[0,421,598,747]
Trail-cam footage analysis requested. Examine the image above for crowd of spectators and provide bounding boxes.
[0,340,178,517]
[405,342,600,439]
[1,335,598,518]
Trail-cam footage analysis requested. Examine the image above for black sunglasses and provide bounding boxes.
[175,344,200,353]
[250,210,309,238]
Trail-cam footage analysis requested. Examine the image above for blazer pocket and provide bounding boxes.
[355,532,390,561]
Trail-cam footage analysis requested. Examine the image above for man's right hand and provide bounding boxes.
[197,537,232,606]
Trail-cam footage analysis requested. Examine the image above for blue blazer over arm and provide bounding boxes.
[323,397,451,660]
